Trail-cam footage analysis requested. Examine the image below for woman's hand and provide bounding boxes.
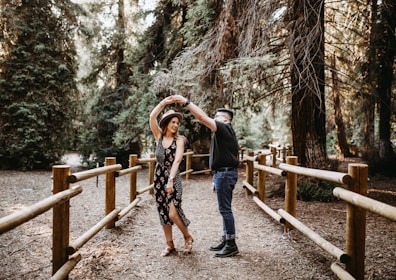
[161,96,173,106]
[166,184,174,195]
[166,176,174,194]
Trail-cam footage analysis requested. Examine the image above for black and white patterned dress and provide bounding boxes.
[154,136,190,226]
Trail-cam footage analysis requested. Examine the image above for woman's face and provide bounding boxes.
[166,116,180,134]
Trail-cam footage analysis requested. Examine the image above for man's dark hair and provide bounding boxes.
[216,108,234,120]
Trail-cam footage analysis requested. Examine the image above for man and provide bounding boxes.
[172,94,239,258]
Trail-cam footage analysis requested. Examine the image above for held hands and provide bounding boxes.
[160,96,173,106]
[160,95,187,106]
[170,94,187,105]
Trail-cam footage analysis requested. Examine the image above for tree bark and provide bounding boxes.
[330,54,351,158]
[362,0,378,161]
[288,0,327,168]
[376,0,396,163]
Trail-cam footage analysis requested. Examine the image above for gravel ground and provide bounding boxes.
[0,161,395,279]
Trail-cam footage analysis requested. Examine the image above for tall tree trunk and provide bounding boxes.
[116,0,129,89]
[363,0,378,161]
[376,0,396,166]
[288,0,327,168]
[330,54,351,158]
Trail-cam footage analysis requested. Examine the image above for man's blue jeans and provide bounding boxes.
[213,170,238,240]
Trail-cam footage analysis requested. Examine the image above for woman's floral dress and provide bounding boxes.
[154,136,190,226]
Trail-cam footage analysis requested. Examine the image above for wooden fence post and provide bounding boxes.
[282,147,287,162]
[286,145,293,157]
[186,149,192,180]
[52,165,71,278]
[346,163,368,280]
[271,146,277,167]
[284,156,298,231]
[129,154,137,202]
[257,154,266,202]
[239,148,245,163]
[149,153,155,195]
[245,151,254,196]
[105,157,116,229]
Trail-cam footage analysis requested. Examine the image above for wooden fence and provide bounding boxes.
[243,151,396,280]
[1,147,395,279]
[0,151,195,279]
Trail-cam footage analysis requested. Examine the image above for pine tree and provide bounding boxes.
[0,0,79,170]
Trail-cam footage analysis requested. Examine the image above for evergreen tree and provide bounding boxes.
[372,0,396,176]
[287,0,327,167]
[0,0,79,170]
[76,0,141,167]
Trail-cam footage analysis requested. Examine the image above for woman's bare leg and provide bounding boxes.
[161,224,175,256]
[168,201,191,238]
[169,201,193,253]
[163,224,173,242]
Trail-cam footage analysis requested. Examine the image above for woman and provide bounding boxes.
[149,96,193,256]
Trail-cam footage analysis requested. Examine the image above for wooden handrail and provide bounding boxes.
[243,153,391,279]
[115,165,142,177]
[279,163,353,185]
[0,185,82,235]
[118,197,141,220]
[6,150,392,280]
[330,263,355,280]
[136,184,154,195]
[1,150,226,279]
[50,253,81,280]
[68,164,122,183]
[254,162,286,176]
[278,209,350,264]
[333,187,396,222]
[253,196,284,224]
[67,208,121,254]
[137,158,156,164]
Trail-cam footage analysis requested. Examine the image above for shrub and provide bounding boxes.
[297,179,336,202]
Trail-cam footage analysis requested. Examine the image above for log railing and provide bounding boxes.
[0,150,197,279]
[243,153,396,280]
[268,143,293,166]
[2,149,395,279]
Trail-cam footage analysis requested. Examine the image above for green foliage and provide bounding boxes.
[181,0,216,45]
[233,110,271,151]
[114,86,154,153]
[326,130,338,156]
[0,1,79,170]
[77,86,140,168]
[297,179,336,202]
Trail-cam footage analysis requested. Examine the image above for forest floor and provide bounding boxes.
[0,156,395,280]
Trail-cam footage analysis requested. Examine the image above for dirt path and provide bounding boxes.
[67,172,339,280]
[0,169,395,279]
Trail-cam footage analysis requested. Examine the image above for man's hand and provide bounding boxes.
[171,94,187,105]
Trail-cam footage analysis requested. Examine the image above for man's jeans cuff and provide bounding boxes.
[225,234,236,240]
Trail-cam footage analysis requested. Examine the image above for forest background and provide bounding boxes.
[0,0,395,177]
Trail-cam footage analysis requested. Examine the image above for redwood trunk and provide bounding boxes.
[330,54,351,158]
[288,0,327,167]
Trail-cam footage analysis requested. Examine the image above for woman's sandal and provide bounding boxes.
[161,240,175,257]
[183,235,194,254]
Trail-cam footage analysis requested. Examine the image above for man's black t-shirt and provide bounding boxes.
[209,120,239,171]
